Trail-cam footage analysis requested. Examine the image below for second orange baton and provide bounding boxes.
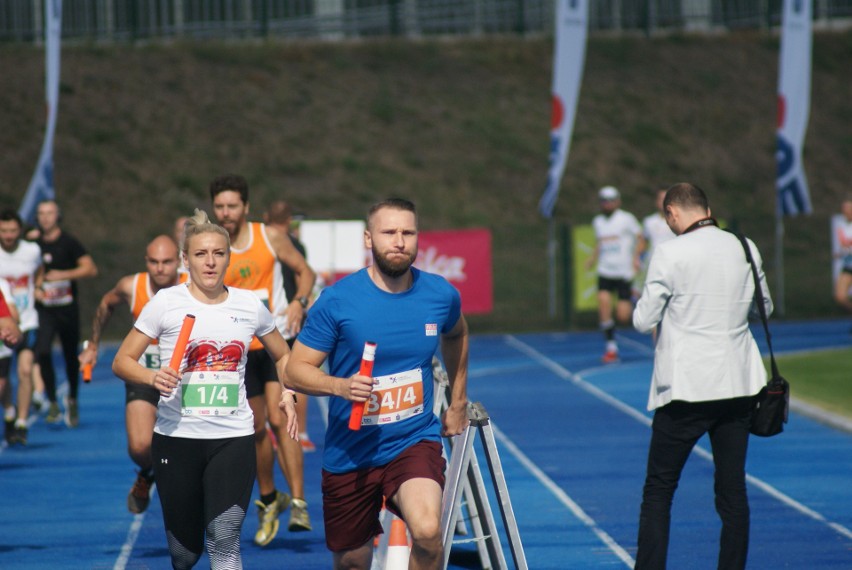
[348,341,377,431]
[169,314,196,373]
[82,341,93,383]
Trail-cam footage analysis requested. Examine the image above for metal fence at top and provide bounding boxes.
[1,0,851,43]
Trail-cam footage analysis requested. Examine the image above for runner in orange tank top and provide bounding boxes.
[210,173,317,545]
[224,221,281,351]
[78,234,184,514]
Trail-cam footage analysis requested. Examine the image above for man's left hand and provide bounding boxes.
[441,402,469,437]
[283,302,305,336]
[278,392,299,441]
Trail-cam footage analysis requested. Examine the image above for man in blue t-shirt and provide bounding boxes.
[286,198,470,570]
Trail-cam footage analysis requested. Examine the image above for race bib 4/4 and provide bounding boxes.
[360,367,425,427]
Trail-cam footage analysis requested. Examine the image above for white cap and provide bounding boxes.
[598,186,620,201]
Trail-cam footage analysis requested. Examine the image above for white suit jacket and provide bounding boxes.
[633,225,773,411]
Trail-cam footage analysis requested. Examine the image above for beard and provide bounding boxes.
[372,244,417,278]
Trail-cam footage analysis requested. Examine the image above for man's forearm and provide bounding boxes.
[286,361,342,398]
[90,302,116,346]
[293,266,317,300]
[441,323,470,408]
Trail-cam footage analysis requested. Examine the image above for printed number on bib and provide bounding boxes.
[360,368,424,427]
[141,345,161,370]
[41,280,74,306]
[181,371,239,417]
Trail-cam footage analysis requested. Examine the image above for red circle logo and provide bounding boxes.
[776,95,786,129]
[551,95,565,130]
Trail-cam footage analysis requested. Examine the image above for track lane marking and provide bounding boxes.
[490,422,635,567]
[504,334,852,542]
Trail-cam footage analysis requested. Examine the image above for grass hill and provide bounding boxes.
[1,31,850,336]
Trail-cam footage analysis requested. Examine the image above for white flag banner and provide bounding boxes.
[20,0,62,224]
[539,0,588,218]
[776,0,812,216]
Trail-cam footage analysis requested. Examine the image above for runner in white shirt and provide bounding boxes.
[585,186,642,363]
[642,189,677,260]
[833,199,852,319]
[0,208,43,444]
[636,189,677,295]
[113,210,298,570]
[0,279,19,443]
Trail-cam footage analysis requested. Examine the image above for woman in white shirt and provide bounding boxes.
[113,209,297,569]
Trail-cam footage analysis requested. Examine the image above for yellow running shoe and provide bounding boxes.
[254,490,291,546]
[288,497,312,532]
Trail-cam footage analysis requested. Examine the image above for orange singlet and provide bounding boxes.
[130,271,188,369]
[223,222,283,350]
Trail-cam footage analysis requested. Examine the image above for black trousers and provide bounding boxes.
[635,397,753,570]
[35,303,81,402]
[152,432,256,570]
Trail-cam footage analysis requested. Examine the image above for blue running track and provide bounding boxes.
[1,319,850,568]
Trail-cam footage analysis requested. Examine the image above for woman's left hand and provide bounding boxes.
[278,392,299,441]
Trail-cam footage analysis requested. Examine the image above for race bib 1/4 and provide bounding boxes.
[360,367,425,427]
[180,370,240,417]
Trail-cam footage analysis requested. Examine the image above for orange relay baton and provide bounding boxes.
[169,314,196,373]
[82,341,93,383]
[348,341,377,431]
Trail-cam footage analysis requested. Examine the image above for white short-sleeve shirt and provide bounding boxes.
[134,284,275,439]
[593,209,641,280]
[0,240,42,332]
[0,279,14,359]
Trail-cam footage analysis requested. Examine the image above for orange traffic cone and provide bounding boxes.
[371,499,393,570]
[384,515,410,569]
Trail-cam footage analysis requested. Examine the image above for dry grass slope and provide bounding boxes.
[1,31,850,335]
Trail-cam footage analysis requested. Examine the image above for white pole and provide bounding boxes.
[775,208,786,317]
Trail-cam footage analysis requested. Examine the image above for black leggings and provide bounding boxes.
[152,433,256,570]
[36,304,80,402]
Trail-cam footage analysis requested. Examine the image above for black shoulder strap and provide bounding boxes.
[729,230,779,381]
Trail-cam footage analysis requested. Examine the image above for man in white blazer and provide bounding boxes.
[632,183,772,570]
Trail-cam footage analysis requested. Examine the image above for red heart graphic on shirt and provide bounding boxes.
[184,340,245,372]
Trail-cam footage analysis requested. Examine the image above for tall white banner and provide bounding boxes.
[776,0,812,216]
[539,0,588,218]
[20,0,62,224]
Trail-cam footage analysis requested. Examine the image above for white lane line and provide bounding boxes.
[789,397,852,434]
[503,335,651,428]
[490,422,635,568]
[620,335,852,433]
[616,334,656,356]
[113,506,152,570]
[319,368,635,565]
[504,335,852,542]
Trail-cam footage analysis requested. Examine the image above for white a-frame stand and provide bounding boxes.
[433,359,527,570]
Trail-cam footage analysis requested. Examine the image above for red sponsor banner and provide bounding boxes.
[414,229,493,314]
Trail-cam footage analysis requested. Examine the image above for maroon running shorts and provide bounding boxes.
[321,440,446,552]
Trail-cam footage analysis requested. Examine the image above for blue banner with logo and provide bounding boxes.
[539,0,588,219]
[20,0,62,224]
[776,0,812,216]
